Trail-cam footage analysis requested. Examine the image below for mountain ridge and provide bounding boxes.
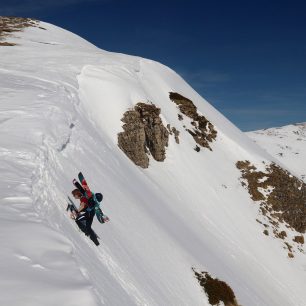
[247,122,306,182]
[0,17,305,306]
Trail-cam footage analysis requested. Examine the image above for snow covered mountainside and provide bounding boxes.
[0,17,305,306]
[247,123,306,183]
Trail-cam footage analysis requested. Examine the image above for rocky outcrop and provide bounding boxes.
[118,92,217,167]
[169,92,217,151]
[167,124,180,144]
[236,160,306,257]
[118,103,169,168]
[0,17,42,46]
[192,268,240,306]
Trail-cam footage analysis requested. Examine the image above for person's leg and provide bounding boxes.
[89,231,99,246]
[75,214,87,233]
[87,210,95,228]
[86,210,100,246]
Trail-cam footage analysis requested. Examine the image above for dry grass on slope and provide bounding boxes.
[0,16,42,46]
[237,160,306,257]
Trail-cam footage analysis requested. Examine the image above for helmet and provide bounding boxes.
[95,193,103,202]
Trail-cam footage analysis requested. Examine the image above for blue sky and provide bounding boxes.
[2,0,306,131]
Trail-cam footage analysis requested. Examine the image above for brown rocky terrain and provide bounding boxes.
[118,93,218,167]
[236,160,306,257]
[118,103,170,168]
[192,268,240,306]
[0,16,41,46]
[169,92,217,151]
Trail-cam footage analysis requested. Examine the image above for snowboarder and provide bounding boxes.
[70,189,100,246]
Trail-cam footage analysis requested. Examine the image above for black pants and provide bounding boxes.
[75,210,99,245]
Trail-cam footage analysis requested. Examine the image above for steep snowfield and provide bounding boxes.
[1,21,305,306]
[247,123,306,182]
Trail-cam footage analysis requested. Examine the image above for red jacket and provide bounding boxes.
[79,196,89,212]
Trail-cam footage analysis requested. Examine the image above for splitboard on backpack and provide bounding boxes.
[72,172,109,224]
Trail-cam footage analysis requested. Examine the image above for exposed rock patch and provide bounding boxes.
[167,124,180,144]
[169,92,217,151]
[0,16,41,46]
[118,109,149,168]
[118,103,170,168]
[192,268,240,306]
[293,235,304,244]
[236,160,306,256]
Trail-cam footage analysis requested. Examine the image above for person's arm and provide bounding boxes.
[78,201,86,212]
[77,197,88,213]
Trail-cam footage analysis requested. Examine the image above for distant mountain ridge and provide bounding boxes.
[247,123,306,182]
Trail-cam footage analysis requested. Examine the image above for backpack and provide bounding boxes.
[86,192,103,211]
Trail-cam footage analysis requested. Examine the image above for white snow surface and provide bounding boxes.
[247,123,306,183]
[0,21,305,306]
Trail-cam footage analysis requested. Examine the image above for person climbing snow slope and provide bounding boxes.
[70,189,100,246]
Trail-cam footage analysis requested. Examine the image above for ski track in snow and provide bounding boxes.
[0,64,100,305]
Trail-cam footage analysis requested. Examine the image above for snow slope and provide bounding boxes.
[1,20,305,306]
[247,123,306,183]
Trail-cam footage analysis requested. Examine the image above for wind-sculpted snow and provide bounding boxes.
[1,19,306,306]
[0,63,100,305]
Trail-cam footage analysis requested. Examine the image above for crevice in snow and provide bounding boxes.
[57,122,75,152]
